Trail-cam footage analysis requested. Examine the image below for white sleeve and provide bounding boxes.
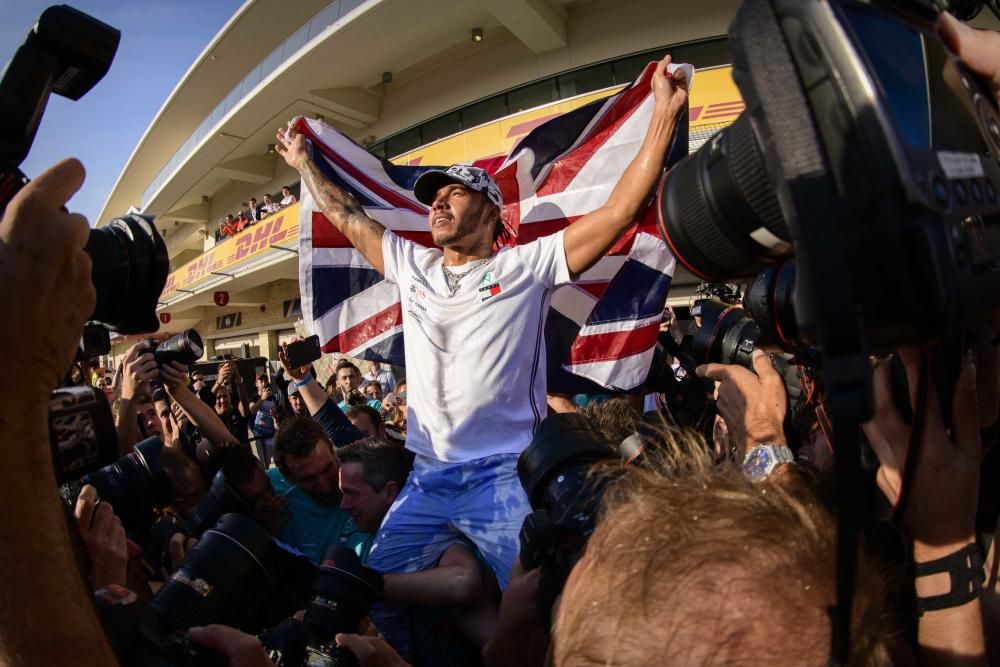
[381,230,412,283]
[513,229,572,288]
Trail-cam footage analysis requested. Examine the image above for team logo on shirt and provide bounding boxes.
[479,282,502,301]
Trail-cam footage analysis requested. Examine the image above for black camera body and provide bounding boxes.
[658,0,1000,354]
[261,545,382,667]
[517,413,620,627]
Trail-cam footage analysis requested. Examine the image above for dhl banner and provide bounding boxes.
[392,65,742,166]
[160,203,300,300]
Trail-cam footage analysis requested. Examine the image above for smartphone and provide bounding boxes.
[285,335,322,369]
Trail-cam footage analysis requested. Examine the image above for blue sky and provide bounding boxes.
[1,0,243,225]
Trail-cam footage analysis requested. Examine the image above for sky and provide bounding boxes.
[1,0,244,225]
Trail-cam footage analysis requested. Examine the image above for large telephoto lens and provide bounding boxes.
[78,436,172,540]
[743,261,800,351]
[152,513,282,632]
[85,213,168,335]
[303,545,382,641]
[689,299,760,369]
[657,113,792,280]
[153,329,204,366]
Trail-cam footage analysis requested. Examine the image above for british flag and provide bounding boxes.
[298,61,690,391]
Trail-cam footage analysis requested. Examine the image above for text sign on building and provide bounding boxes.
[161,203,301,300]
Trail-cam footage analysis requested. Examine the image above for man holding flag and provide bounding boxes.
[276,54,687,655]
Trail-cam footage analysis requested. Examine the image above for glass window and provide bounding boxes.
[507,78,558,113]
[385,127,421,158]
[613,52,657,84]
[461,95,508,130]
[421,111,461,144]
[670,39,732,69]
[558,62,614,97]
[368,142,387,159]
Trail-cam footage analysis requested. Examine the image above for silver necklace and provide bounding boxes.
[442,257,490,298]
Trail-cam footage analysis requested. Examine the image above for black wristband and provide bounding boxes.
[912,543,985,616]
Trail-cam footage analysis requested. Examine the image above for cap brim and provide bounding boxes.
[413,170,461,206]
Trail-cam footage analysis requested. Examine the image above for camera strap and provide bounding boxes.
[912,543,985,615]
[891,349,930,526]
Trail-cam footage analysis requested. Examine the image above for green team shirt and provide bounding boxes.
[267,468,372,563]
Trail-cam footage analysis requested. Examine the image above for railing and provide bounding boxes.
[142,0,370,208]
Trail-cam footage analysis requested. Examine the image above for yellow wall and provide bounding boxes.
[391,65,742,167]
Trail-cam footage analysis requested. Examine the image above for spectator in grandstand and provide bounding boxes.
[261,193,280,218]
[220,213,238,238]
[280,185,297,207]
[365,360,396,396]
[247,196,262,222]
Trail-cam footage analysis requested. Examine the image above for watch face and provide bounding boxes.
[745,447,773,482]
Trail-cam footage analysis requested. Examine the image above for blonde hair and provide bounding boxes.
[552,424,893,667]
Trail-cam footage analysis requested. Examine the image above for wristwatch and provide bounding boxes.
[743,443,794,482]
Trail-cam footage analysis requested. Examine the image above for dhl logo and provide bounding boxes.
[161,214,299,297]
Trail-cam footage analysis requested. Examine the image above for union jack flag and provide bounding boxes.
[298,61,690,391]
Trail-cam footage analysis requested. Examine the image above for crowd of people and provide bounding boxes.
[1,12,999,667]
[215,185,298,241]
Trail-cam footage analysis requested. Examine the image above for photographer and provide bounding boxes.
[214,359,251,445]
[161,360,242,448]
[115,341,159,451]
[0,158,118,664]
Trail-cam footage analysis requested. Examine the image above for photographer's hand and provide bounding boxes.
[862,349,984,666]
[696,350,787,458]
[0,158,117,664]
[164,362,239,446]
[74,485,127,590]
[0,159,95,393]
[188,625,274,667]
[121,342,158,401]
[939,12,1000,106]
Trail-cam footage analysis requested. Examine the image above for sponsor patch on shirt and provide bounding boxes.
[479,282,502,301]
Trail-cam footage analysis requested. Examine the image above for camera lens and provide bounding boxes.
[79,436,171,541]
[658,113,792,280]
[85,213,168,335]
[743,261,799,351]
[153,329,205,366]
[153,513,281,632]
[303,545,382,641]
[689,299,760,369]
[185,470,252,537]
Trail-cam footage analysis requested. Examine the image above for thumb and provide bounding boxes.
[751,349,780,383]
[939,12,1000,95]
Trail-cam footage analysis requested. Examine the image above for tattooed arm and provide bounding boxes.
[276,123,387,273]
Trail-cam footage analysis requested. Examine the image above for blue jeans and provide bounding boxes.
[366,452,530,659]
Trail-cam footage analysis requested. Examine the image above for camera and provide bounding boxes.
[517,413,620,626]
[48,385,119,484]
[98,513,315,666]
[261,544,383,667]
[62,436,174,544]
[0,5,168,335]
[657,0,1000,362]
[142,329,206,367]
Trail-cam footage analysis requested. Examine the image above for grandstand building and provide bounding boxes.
[100,0,747,366]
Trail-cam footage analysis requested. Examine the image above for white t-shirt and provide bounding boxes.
[382,230,572,462]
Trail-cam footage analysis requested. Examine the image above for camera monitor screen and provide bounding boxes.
[837,2,989,154]
[838,2,1000,265]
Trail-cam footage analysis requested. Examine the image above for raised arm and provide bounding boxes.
[276,123,387,274]
[161,362,239,446]
[562,55,688,277]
